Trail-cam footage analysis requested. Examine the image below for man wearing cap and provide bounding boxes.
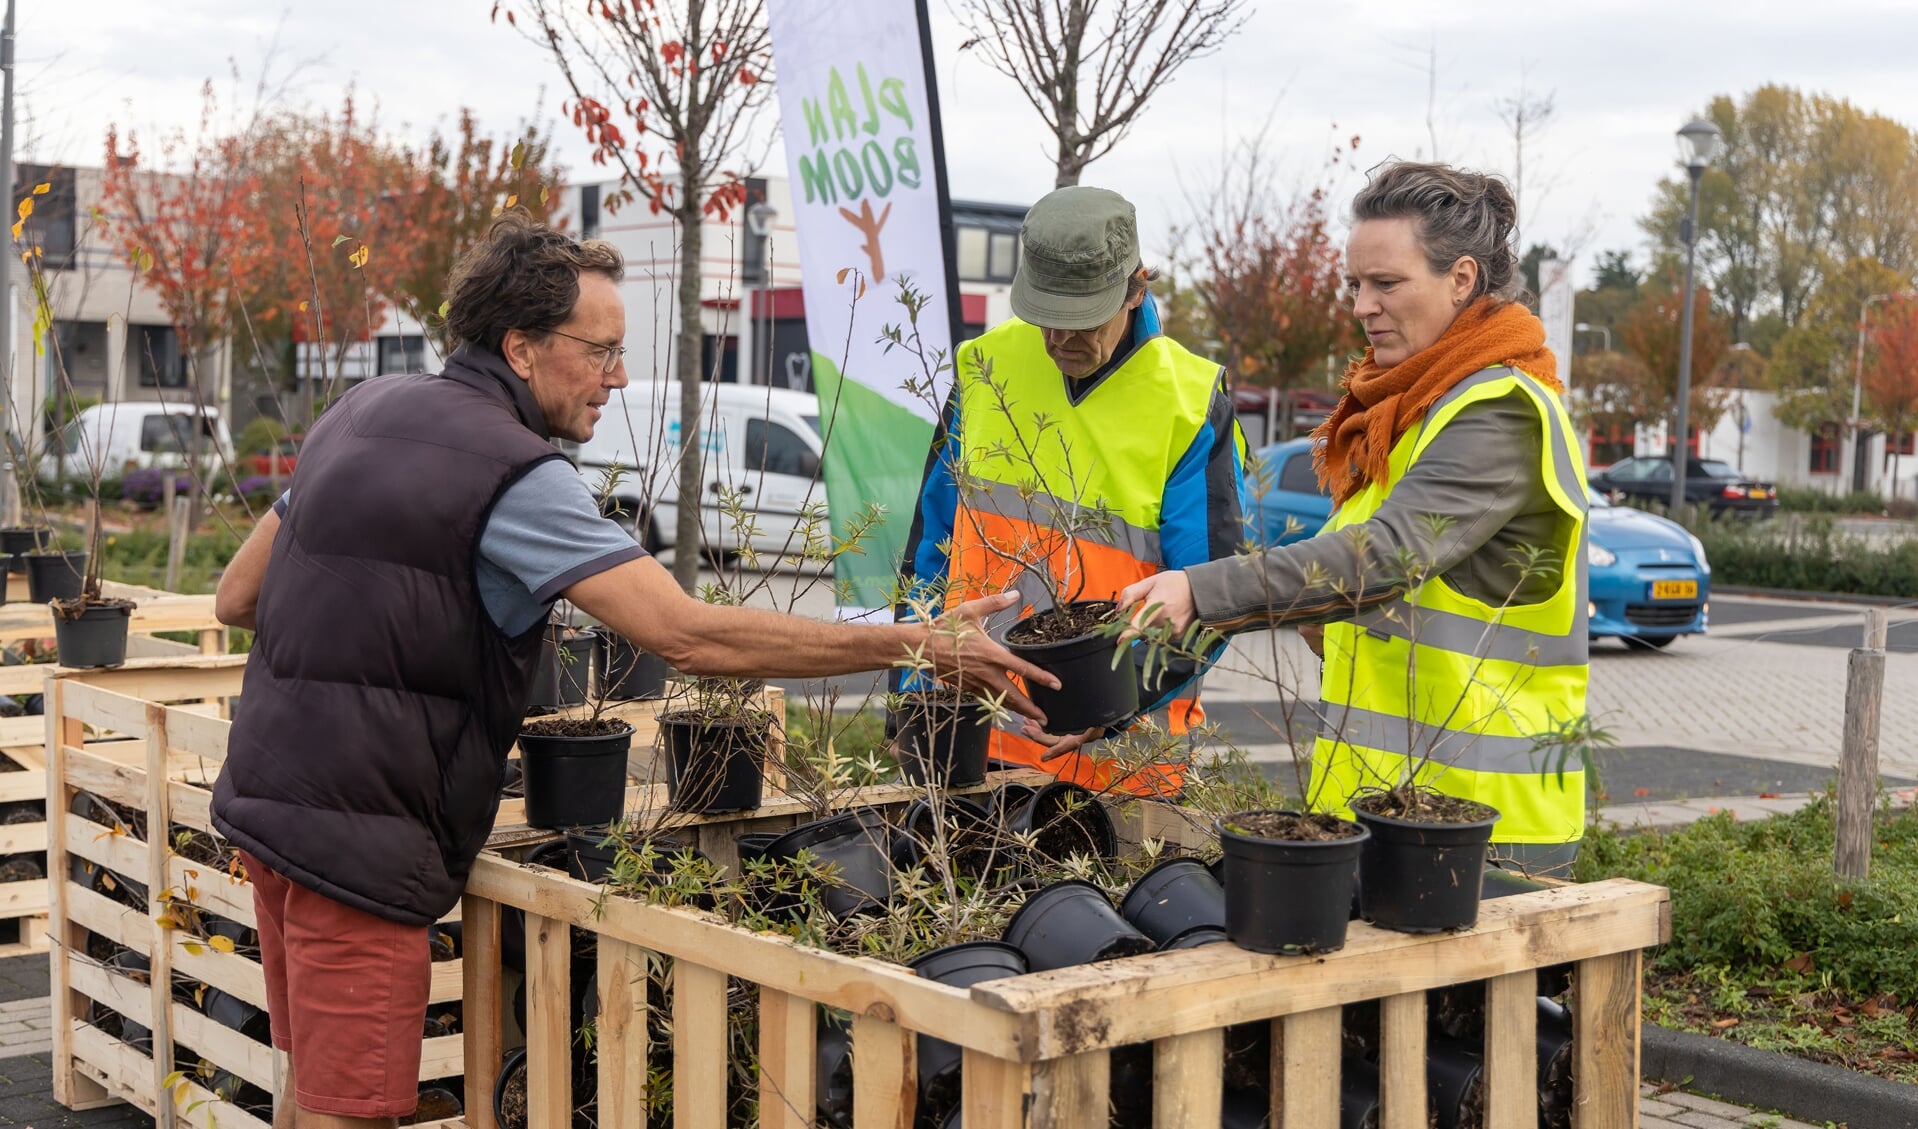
[895,186,1246,792]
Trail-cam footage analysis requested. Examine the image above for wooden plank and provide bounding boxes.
[0,878,47,916]
[1277,1007,1340,1129]
[171,942,268,1013]
[466,855,1027,1061]
[1483,972,1537,1129]
[167,781,213,835]
[171,1001,277,1092]
[69,954,154,1028]
[146,703,178,1129]
[60,749,149,809]
[165,854,255,927]
[1030,1051,1108,1129]
[125,633,201,659]
[674,960,730,1129]
[0,819,46,853]
[1152,1029,1223,1129]
[64,816,149,889]
[971,880,1669,1058]
[48,654,245,703]
[461,895,502,1129]
[961,1051,1033,1129]
[1378,991,1427,1129]
[427,959,463,1005]
[597,936,651,1129]
[61,682,158,739]
[0,711,53,747]
[852,1014,916,1129]
[164,708,232,762]
[70,1020,162,1113]
[418,1032,464,1082]
[66,884,150,954]
[0,770,42,803]
[757,987,814,1129]
[1574,950,1641,1129]
[524,912,572,1129]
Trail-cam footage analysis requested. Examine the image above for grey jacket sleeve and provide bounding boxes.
[1186,391,1557,634]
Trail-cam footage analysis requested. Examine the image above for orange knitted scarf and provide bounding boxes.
[1313,299,1561,506]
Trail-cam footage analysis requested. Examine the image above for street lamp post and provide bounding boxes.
[1852,291,1912,493]
[745,202,778,385]
[1573,321,1612,353]
[1669,117,1722,512]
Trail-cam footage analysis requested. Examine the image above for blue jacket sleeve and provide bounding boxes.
[891,382,964,694]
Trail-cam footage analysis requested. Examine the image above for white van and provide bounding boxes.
[38,403,235,482]
[572,383,825,556]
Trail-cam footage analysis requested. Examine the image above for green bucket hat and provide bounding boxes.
[1010,186,1139,331]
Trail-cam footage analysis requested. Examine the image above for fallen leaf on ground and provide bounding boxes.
[1712,1017,1740,1029]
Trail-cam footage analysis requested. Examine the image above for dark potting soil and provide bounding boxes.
[50,595,136,621]
[1352,788,1497,825]
[497,1065,528,1129]
[1228,811,1362,841]
[1031,815,1103,860]
[408,1089,463,1123]
[1004,600,1120,646]
[172,827,236,868]
[0,857,41,882]
[521,716,630,738]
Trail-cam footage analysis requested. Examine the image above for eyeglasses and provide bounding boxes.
[547,328,626,375]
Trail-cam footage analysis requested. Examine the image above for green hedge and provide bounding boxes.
[1688,513,1918,597]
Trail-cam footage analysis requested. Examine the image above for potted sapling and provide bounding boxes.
[518,606,633,830]
[48,467,135,669]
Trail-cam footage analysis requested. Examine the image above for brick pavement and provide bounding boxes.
[1641,1084,1829,1129]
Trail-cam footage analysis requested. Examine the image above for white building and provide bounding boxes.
[1622,389,1916,502]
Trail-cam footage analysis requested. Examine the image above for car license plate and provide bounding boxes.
[1749,488,1769,499]
[1651,580,1697,600]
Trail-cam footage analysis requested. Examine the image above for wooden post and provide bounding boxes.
[163,496,189,593]
[47,679,113,1109]
[461,896,502,1129]
[144,704,177,1129]
[1574,951,1642,1129]
[1835,608,1888,880]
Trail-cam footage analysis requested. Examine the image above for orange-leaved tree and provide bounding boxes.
[1863,294,1918,495]
[503,0,772,590]
[1619,270,1735,444]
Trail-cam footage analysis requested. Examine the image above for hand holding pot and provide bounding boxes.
[1117,570,1197,637]
[926,592,1060,724]
[1019,722,1102,759]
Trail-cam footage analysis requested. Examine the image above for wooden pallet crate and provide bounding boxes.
[0,582,227,959]
[455,804,1669,1129]
[44,654,782,1128]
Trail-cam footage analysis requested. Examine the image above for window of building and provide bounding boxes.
[1893,432,1916,457]
[134,325,187,388]
[956,226,989,282]
[1589,424,1633,468]
[988,232,1019,282]
[14,165,76,267]
[378,335,428,374]
[579,184,601,239]
[744,418,818,478]
[1810,423,1841,474]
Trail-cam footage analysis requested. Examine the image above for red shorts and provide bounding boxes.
[241,852,430,1119]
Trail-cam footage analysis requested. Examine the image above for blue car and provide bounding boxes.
[1585,487,1710,648]
[1247,438,1332,546]
[1248,440,1710,648]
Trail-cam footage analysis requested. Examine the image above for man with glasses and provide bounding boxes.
[209,213,1056,1129]
[896,186,1246,793]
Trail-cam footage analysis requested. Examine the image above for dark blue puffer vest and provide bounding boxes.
[212,345,566,925]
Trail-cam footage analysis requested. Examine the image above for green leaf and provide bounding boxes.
[331,234,350,248]
[510,140,527,169]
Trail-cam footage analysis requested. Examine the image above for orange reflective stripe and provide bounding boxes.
[1165,696,1204,735]
[947,509,1156,610]
[987,729,1186,796]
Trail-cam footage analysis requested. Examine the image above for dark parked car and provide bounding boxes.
[1590,456,1778,517]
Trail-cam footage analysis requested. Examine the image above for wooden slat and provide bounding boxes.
[65,884,149,954]
[1378,991,1427,1129]
[0,770,42,803]
[166,780,213,834]
[418,1032,464,1082]
[171,941,268,1013]
[961,1050,1033,1129]
[47,654,244,705]
[60,683,154,741]
[0,819,46,853]
[0,878,48,915]
[164,708,232,762]
[597,937,651,1129]
[69,954,154,1029]
[461,895,502,1129]
[466,855,1027,1061]
[1277,1007,1340,1129]
[64,815,149,886]
[757,987,814,1129]
[973,880,1669,1058]
[1484,971,1538,1129]
[165,853,255,927]
[60,749,148,809]
[70,1020,162,1113]
[50,686,113,1110]
[1030,1050,1108,1129]
[674,960,730,1128]
[524,912,572,1129]
[427,959,463,1005]
[852,1014,916,1129]
[1574,950,1642,1129]
[146,703,179,1129]
[171,1001,276,1093]
[1152,1029,1223,1129]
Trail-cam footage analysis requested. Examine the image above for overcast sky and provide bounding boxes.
[16,0,1918,288]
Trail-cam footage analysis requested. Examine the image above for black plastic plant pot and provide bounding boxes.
[1159,925,1228,950]
[597,631,669,701]
[564,827,623,882]
[53,602,133,670]
[0,526,49,564]
[413,1086,463,1122]
[1340,1052,1382,1129]
[736,831,790,916]
[202,987,272,1044]
[1351,799,1500,934]
[890,795,1001,881]
[25,551,85,604]
[529,628,596,708]
[1109,1041,1155,1129]
[894,696,993,787]
[765,807,893,919]
[494,1047,529,1129]
[1002,600,1138,734]
[1008,780,1119,861]
[816,1012,854,1129]
[1426,1036,1485,1129]
[1537,996,1575,1116]
[518,723,633,830]
[662,712,768,815]
[1002,878,1153,971]
[1221,1085,1270,1129]
[909,941,1028,1121]
[1216,811,1368,954]
[1120,856,1227,947]
[989,781,1038,825]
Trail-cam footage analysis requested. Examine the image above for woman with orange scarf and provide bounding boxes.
[1119,160,1590,870]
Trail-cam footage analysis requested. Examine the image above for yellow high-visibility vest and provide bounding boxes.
[1309,365,1591,844]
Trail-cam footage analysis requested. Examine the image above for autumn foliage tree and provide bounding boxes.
[507,0,773,590]
[1863,294,1918,493]
[1179,130,1363,438]
[1619,271,1736,443]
